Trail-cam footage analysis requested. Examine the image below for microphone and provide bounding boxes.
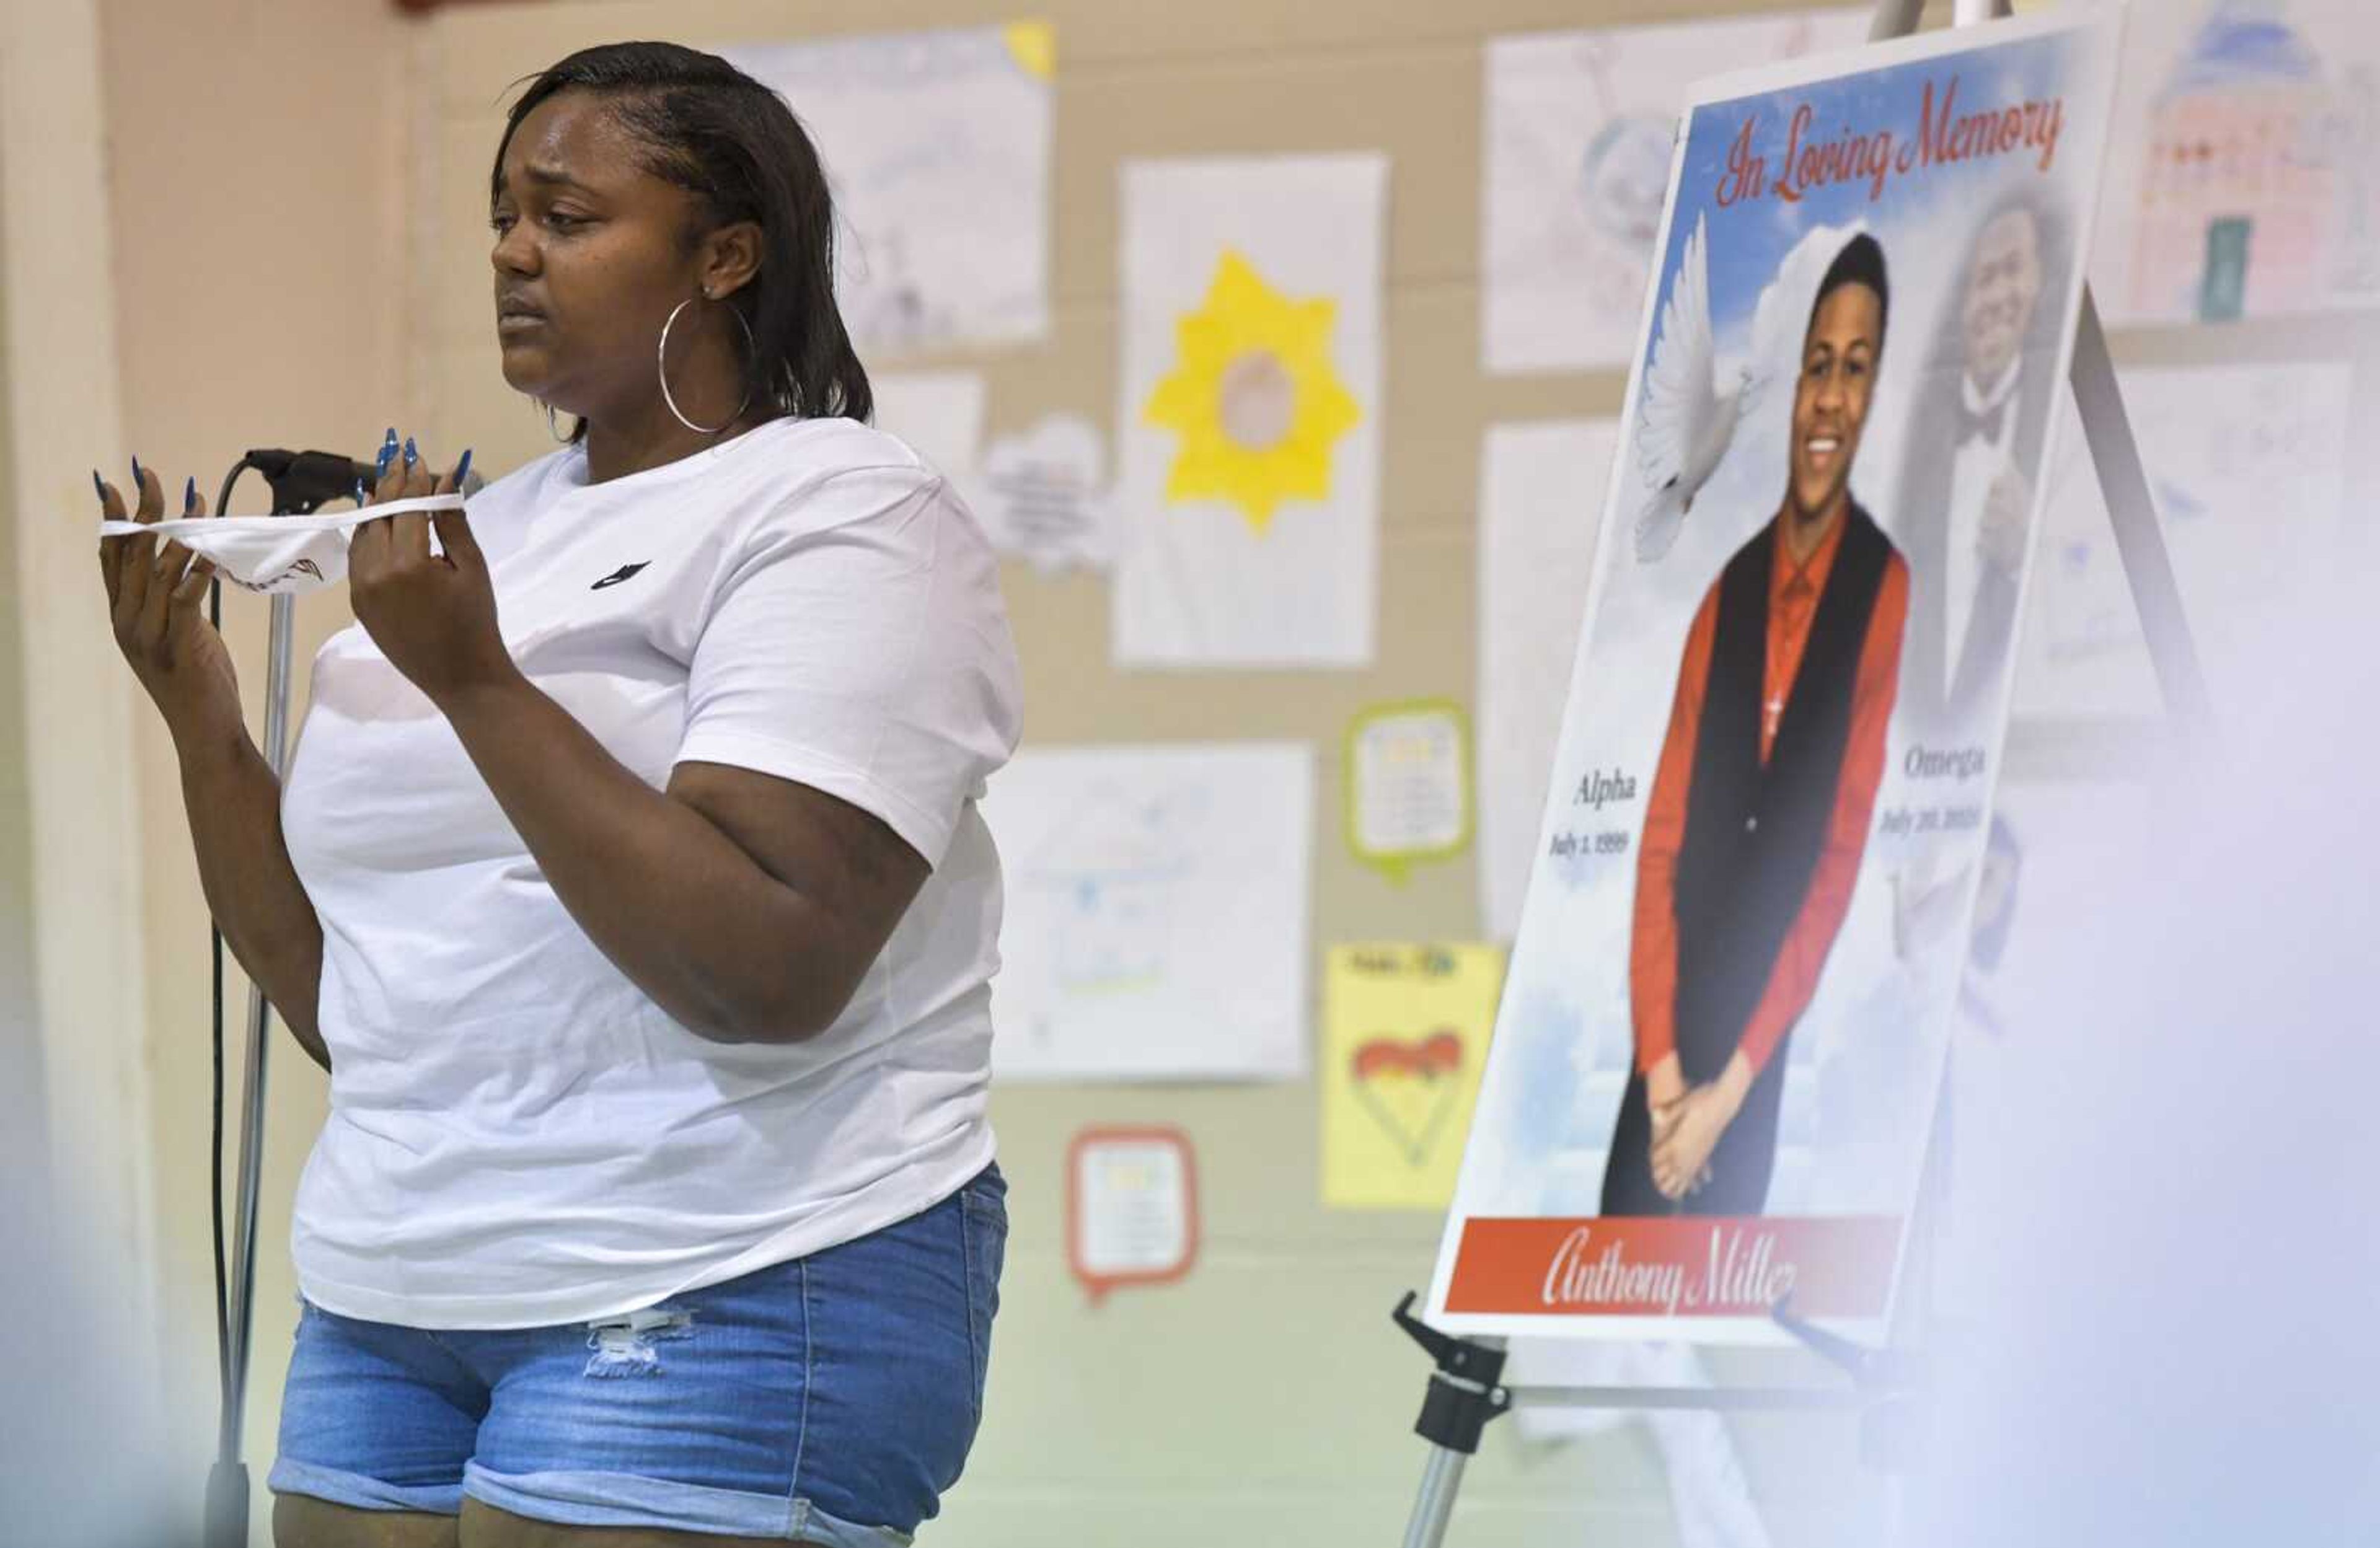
[242,447,484,513]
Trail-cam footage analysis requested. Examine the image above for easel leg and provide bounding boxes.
[1402,1447,1469,1548]
[2067,288,2217,738]
[1866,0,1924,42]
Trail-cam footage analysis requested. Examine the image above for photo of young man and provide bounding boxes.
[1602,233,1913,1217]
[1896,191,2066,739]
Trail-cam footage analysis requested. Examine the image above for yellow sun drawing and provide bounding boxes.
[1142,248,1360,534]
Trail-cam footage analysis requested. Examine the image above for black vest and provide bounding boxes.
[1668,503,1894,1081]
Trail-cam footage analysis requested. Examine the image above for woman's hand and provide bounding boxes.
[97,460,239,741]
[348,433,505,706]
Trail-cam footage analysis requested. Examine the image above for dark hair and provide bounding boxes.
[1808,232,1891,350]
[492,41,871,432]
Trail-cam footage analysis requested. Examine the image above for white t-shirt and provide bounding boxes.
[280,415,1022,1330]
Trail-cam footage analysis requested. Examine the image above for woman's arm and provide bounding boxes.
[345,446,927,1045]
[173,721,330,1070]
[436,674,923,1043]
[98,465,328,1070]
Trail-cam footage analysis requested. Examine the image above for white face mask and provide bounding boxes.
[99,493,465,596]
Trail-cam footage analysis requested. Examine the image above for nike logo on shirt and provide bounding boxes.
[590,562,650,591]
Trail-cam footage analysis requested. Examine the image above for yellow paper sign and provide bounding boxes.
[1002,19,1056,81]
[1344,699,1474,884]
[1321,943,1504,1210]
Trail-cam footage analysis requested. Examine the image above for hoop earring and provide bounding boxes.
[537,400,574,444]
[658,296,757,436]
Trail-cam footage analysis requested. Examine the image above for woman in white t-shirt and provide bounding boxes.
[95,41,1020,1548]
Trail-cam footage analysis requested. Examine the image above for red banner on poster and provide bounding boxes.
[1443,1216,1900,1318]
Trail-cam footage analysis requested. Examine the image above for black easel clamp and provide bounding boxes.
[1393,1291,1514,1454]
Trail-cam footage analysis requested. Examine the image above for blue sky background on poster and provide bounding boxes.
[1659,35,2083,358]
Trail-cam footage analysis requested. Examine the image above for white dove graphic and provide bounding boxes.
[1633,213,1760,563]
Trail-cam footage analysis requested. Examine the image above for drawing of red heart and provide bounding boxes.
[1349,1030,1465,1166]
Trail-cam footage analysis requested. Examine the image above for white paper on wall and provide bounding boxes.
[1114,155,1386,669]
[2014,359,2353,721]
[870,370,987,485]
[1481,10,1871,374]
[1477,420,1620,941]
[982,744,1315,1081]
[2092,0,2380,324]
[721,23,1052,356]
[1347,702,1470,881]
[1069,1128,1198,1301]
[1429,8,2128,1344]
[979,413,1114,574]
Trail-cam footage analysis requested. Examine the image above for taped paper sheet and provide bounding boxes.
[2014,359,2353,722]
[1115,155,1386,668]
[982,743,1314,1081]
[2092,0,2380,323]
[1069,1126,1199,1304]
[1477,420,1620,941]
[978,413,1113,574]
[1482,11,1871,374]
[721,23,1053,354]
[870,371,987,488]
[1346,700,1472,884]
[1321,944,1502,1210]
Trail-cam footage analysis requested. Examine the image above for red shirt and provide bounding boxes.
[1630,509,1910,1078]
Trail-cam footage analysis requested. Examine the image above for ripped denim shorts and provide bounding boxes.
[268,1164,1007,1546]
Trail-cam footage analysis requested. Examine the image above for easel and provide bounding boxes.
[1393,1,2211,1543]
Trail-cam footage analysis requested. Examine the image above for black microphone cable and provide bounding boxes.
[205,457,245,1461]
[200,453,371,1547]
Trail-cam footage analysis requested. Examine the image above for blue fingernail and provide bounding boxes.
[131,455,143,488]
[183,476,196,513]
[454,447,474,486]
[403,436,418,469]
[92,469,105,505]
[376,439,395,477]
[382,426,398,448]
[353,478,366,503]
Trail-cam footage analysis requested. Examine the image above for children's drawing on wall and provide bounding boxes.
[982,744,1315,1082]
[1144,251,1361,534]
[1477,420,1620,943]
[2096,0,2380,323]
[1116,155,1386,668]
[2014,359,2351,721]
[1481,9,1871,373]
[1322,944,1502,1210]
[722,22,1053,355]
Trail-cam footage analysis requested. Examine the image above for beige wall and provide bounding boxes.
[63,0,2377,1545]
[2,0,155,1399]
[96,0,410,1515]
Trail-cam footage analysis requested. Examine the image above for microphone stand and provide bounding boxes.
[203,454,344,1548]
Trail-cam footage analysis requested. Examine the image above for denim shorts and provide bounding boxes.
[268,1164,1006,1546]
